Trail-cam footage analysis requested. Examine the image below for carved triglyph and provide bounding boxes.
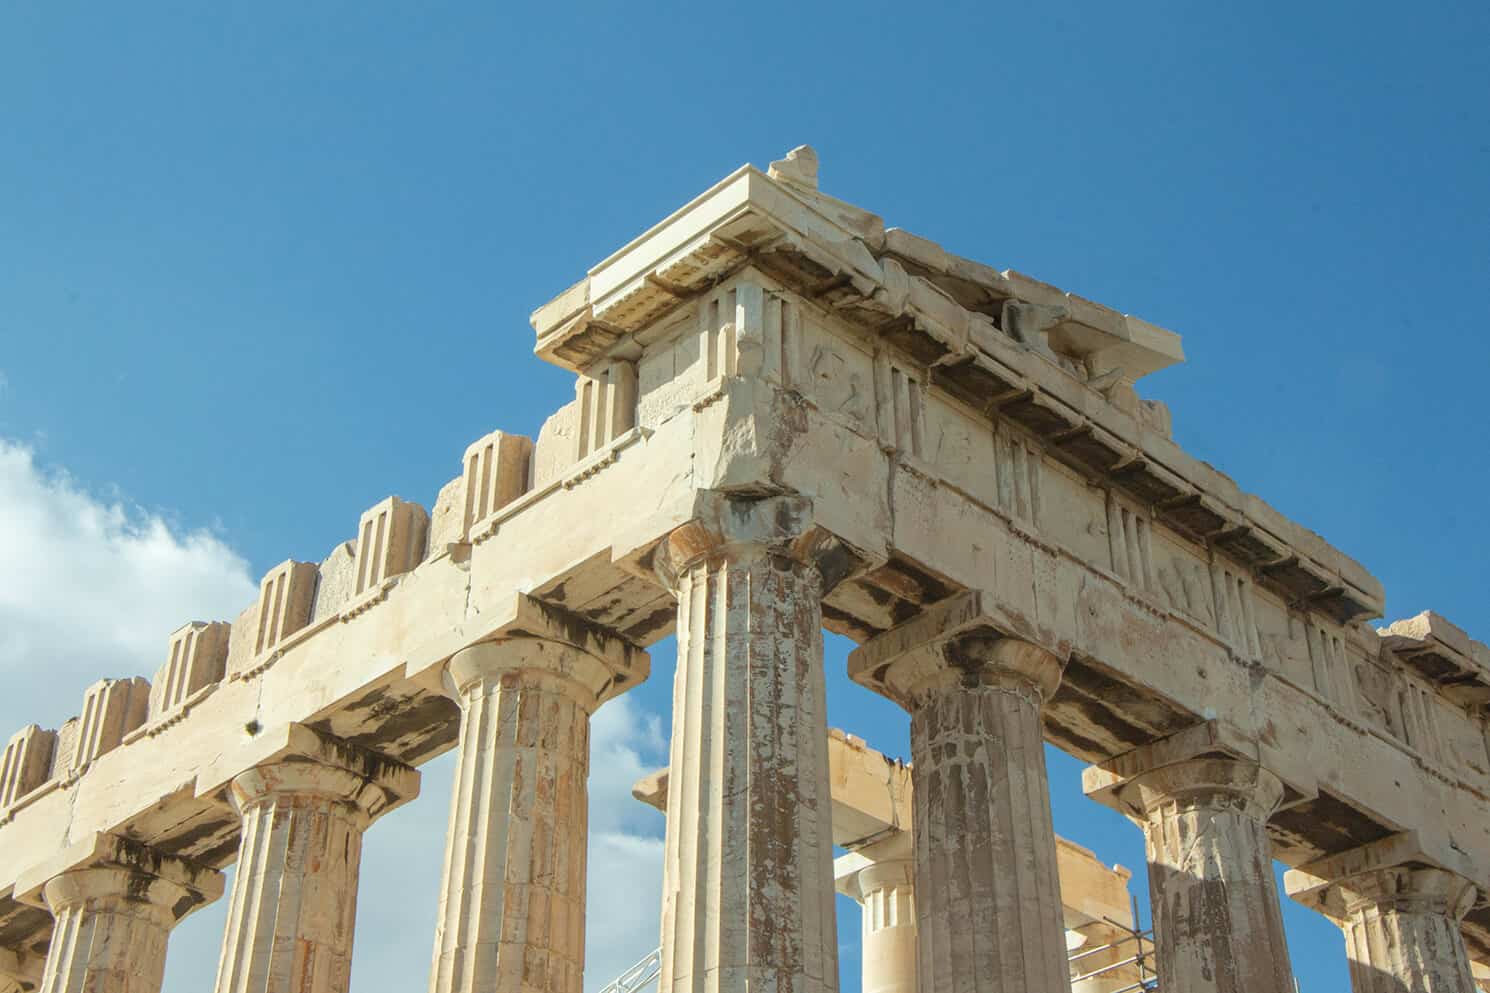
[1105,492,1154,592]
[1210,561,1262,663]
[994,423,1041,528]
[873,353,926,458]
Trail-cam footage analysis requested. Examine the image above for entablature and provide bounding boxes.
[529,147,1381,636]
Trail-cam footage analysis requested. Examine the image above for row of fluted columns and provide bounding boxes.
[2,494,1485,993]
[4,725,423,993]
[0,595,645,993]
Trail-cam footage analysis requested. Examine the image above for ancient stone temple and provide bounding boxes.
[1,145,1487,993]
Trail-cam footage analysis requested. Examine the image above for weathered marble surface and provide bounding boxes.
[851,597,1071,993]
[426,614,645,993]
[655,496,840,993]
[212,726,418,993]
[32,836,222,993]
[1113,758,1293,993]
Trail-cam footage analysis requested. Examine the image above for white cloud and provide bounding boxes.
[0,439,258,735]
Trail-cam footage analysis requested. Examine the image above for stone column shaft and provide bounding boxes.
[1122,757,1292,993]
[1287,845,1480,993]
[1341,870,1476,993]
[848,593,1071,993]
[42,870,175,993]
[656,497,839,993]
[427,617,644,993]
[911,651,1068,993]
[33,836,222,993]
[213,729,417,993]
[836,845,917,993]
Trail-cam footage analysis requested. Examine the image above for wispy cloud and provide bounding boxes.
[0,438,258,734]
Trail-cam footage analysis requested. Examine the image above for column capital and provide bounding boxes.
[226,724,419,826]
[199,721,419,819]
[1083,720,1313,820]
[22,833,223,926]
[445,595,649,708]
[847,591,1066,710]
[833,834,914,903]
[1113,756,1285,824]
[1285,833,1481,923]
[655,491,864,593]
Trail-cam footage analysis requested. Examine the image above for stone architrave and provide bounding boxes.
[210,724,420,993]
[848,592,1071,993]
[834,835,917,993]
[426,599,647,993]
[1286,834,1481,993]
[1108,756,1293,993]
[654,494,850,993]
[31,835,223,993]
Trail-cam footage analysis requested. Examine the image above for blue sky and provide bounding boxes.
[2,3,1487,991]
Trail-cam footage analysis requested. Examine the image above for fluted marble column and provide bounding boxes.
[427,607,646,993]
[1286,837,1480,993]
[835,839,917,993]
[848,592,1070,993]
[1338,868,1477,993]
[1115,757,1292,993]
[655,495,841,993]
[35,836,222,993]
[213,726,418,993]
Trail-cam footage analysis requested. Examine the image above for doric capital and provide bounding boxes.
[1338,866,1478,919]
[1285,833,1482,923]
[655,491,863,593]
[226,723,419,826]
[445,595,648,710]
[852,858,914,902]
[31,834,223,926]
[43,867,188,928]
[833,833,914,903]
[1083,719,1314,821]
[847,591,1065,711]
[1111,756,1285,824]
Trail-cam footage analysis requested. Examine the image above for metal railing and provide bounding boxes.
[596,948,662,993]
[1067,918,1158,992]
[1067,895,1157,992]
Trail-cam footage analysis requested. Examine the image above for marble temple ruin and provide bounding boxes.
[1,146,1487,993]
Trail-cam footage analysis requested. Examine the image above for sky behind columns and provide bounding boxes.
[1,3,1487,991]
